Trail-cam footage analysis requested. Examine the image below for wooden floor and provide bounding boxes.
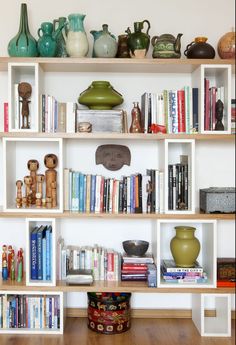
[0,318,235,345]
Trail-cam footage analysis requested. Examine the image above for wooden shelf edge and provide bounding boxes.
[0,209,235,220]
[0,279,235,294]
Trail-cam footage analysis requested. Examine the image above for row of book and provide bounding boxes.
[168,160,190,211]
[204,79,225,131]
[231,99,236,134]
[64,168,165,214]
[58,239,121,282]
[40,95,126,133]
[141,87,198,134]
[0,294,60,329]
[161,259,208,284]
[30,225,52,281]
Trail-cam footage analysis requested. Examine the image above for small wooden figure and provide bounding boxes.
[44,154,58,208]
[10,249,15,281]
[16,180,23,208]
[51,181,57,208]
[27,159,39,204]
[24,175,33,205]
[215,99,225,130]
[18,82,32,129]
[46,197,52,209]
[35,192,42,208]
[2,245,8,280]
[42,198,46,208]
[36,174,45,198]
[22,197,28,208]
[7,245,13,278]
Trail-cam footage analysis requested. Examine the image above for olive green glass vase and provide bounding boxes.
[170,226,200,267]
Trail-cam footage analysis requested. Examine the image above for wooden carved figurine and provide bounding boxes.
[18,82,32,129]
[27,159,39,204]
[36,174,45,207]
[2,245,8,280]
[215,99,225,130]
[24,175,33,206]
[16,179,23,208]
[44,154,58,208]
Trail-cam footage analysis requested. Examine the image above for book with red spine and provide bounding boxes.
[177,90,186,133]
[4,102,9,132]
[204,78,210,130]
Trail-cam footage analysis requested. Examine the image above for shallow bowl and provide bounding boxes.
[122,240,149,257]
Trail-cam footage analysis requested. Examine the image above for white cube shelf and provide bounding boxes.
[157,219,217,288]
[0,291,64,334]
[192,64,231,134]
[164,139,195,214]
[192,294,231,337]
[3,137,63,213]
[8,63,42,133]
[26,218,57,287]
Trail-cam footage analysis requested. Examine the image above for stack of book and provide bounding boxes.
[121,253,154,281]
[161,259,208,284]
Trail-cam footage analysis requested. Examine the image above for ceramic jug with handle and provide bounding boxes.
[37,21,65,57]
[90,24,117,58]
[151,33,183,58]
[125,20,151,58]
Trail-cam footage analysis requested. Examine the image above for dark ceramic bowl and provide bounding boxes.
[122,240,149,257]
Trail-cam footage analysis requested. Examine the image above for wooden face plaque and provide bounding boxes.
[95,144,131,171]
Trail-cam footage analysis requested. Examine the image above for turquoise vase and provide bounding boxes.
[8,3,38,57]
[37,22,65,57]
[90,24,118,58]
[53,17,68,57]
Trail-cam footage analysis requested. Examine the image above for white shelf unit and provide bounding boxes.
[157,219,217,288]
[2,137,63,213]
[192,64,231,134]
[8,63,41,133]
[164,139,195,214]
[25,218,57,287]
[192,293,231,337]
[0,291,64,334]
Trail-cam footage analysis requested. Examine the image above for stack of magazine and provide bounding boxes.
[161,259,208,284]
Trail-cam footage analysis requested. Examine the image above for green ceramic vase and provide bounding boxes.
[170,226,200,267]
[125,20,150,58]
[78,81,124,110]
[8,3,38,57]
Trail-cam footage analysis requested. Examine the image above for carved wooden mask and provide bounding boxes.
[95,144,131,171]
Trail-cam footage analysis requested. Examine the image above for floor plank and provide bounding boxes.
[0,318,235,345]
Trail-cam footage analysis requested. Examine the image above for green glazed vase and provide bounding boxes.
[8,3,38,57]
[125,20,150,58]
[78,81,124,110]
[170,226,200,267]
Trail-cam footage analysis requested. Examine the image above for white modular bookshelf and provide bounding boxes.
[156,219,217,288]
[0,291,64,334]
[192,64,231,134]
[8,63,42,133]
[3,137,63,213]
[25,218,57,287]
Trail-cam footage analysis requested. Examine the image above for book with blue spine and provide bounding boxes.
[42,233,47,280]
[90,174,96,212]
[46,225,52,280]
[31,226,38,280]
[79,172,85,212]
[37,225,46,280]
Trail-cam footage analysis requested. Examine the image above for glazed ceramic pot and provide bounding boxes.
[125,20,151,58]
[184,37,215,59]
[170,226,200,267]
[53,17,68,57]
[116,34,130,58]
[217,30,235,59]
[152,33,183,58]
[78,81,124,110]
[8,3,38,57]
[37,22,65,57]
[91,24,118,58]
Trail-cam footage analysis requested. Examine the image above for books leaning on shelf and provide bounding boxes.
[63,168,164,214]
[204,79,225,131]
[3,102,8,132]
[0,294,61,329]
[30,225,52,281]
[161,259,207,284]
[141,87,198,134]
[66,269,94,285]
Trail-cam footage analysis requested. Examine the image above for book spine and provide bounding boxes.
[192,87,199,132]
[204,78,210,130]
[177,89,186,133]
[170,90,178,133]
[46,227,51,280]
[31,228,38,280]
[4,102,9,132]
[37,229,43,280]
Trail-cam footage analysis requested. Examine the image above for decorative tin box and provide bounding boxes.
[200,187,235,213]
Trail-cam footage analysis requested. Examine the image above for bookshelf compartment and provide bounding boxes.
[157,219,217,288]
[192,64,231,134]
[8,63,41,133]
[192,293,231,336]
[164,139,195,214]
[25,218,57,287]
[0,291,64,334]
[3,138,63,213]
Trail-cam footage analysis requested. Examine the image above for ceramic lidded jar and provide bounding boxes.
[78,81,123,110]
[91,24,118,58]
[217,29,236,59]
[64,13,89,57]
[184,37,215,59]
[170,226,201,267]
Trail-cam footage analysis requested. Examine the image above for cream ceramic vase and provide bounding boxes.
[170,226,200,267]
[64,13,89,57]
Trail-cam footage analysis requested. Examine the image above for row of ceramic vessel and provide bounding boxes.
[8,4,235,59]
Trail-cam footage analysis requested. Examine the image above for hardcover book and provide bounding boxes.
[162,259,203,273]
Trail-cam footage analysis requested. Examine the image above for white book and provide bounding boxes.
[142,174,151,213]
[95,175,102,213]
[126,176,131,213]
[14,83,20,129]
[159,171,164,214]
[172,164,177,210]
[66,102,76,133]
[151,92,157,125]
[61,248,67,280]
[63,168,70,211]
[109,178,114,213]
[157,92,165,126]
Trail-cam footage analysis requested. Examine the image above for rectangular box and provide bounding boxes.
[200,187,235,213]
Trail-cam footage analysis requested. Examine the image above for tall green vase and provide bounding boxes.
[8,3,38,57]
[170,226,200,267]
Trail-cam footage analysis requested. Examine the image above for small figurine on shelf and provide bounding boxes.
[18,82,32,129]
[44,153,58,208]
[129,102,143,133]
[24,175,33,206]
[2,245,8,280]
[7,245,14,278]
[16,179,23,208]
[10,249,15,280]
[16,249,23,282]
[27,159,39,204]
[215,99,225,130]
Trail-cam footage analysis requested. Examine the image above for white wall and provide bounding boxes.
[0,0,235,311]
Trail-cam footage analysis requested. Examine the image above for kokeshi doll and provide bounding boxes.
[7,245,13,278]
[27,159,39,204]
[46,196,52,209]
[51,181,57,208]
[36,174,45,198]
[16,197,22,208]
[16,180,23,199]
[22,197,28,208]
[24,175,33,205]
[44,154,58,203]
[35,192,42,208]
